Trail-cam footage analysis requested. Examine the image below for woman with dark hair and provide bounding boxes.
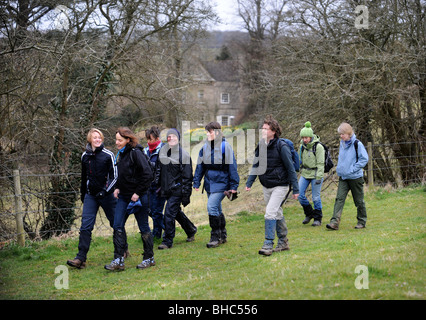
[144,126,166,239]
[193,121,239,248]
[67,128,117,269]
[104,127,155,271]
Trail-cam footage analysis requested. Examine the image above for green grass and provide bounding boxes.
[0,186,425,300]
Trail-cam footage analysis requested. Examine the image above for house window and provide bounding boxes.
[221,93,230,104]
[198,90,204,100]
[221,116,228,126]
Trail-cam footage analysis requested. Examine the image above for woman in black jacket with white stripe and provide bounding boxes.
[67,128,117,269]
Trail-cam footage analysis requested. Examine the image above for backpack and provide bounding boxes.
[277,138,300,172]
[303,141,334,173]
[130,145,155,182]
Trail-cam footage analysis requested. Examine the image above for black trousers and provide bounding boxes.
[162,195,196,247]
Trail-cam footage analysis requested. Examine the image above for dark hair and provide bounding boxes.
[116,127,139,148]
[145,126,161,140]
[205,121,221,132]
[263,115,282,138]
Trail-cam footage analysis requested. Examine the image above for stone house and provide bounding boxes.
[184,58,248,127]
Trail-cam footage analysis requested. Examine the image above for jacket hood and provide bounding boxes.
[85,143,104,154]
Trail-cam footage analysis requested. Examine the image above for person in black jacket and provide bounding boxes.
[104,127,155,271]
[155,128,197,250]
[246,116,299,256]
[67,128,118,269]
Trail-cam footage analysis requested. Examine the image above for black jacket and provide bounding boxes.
[246,138,299,193]
[115,144,153,197]
[155,143,193,198]
[81,144,117,198]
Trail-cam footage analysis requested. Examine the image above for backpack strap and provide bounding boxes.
[354,139,359,163]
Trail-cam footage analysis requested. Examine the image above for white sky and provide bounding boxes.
[212,0,243,31]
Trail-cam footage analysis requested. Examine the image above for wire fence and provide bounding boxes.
[0,140,424,245]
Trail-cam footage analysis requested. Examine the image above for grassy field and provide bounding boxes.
[0,185,424,300]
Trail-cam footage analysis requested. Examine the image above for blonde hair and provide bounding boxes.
[337,122,354,136]
[87,128,104,144]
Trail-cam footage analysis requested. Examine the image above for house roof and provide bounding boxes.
[200,60,240,82]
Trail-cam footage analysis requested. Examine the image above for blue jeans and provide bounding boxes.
[113,193,151,234]
[148,188,166,238]
[207,192,226,217]
[298,176,323,210]
[76,193,116,261]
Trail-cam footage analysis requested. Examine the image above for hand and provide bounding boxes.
[245,186,251,191]
[194,188,199,192]
[292,193,299,200]
[230,190,237,193]
[113,189,120,199]
[315,180,322,185]
[131,193,139,202]
[182,195,190,207]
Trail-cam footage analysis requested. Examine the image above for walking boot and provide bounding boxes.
[66,258,86,269]
[302,204,314,224]
[219,214,227,244]
[312,209,322,226]
[105,229,126,271]
[273,218,290,252]
[206,215,221,248]
[259,220,276,256]
[104,257,125,271]
[137,232,156,269]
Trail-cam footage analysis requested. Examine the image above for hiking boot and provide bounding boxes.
[158,243,171,250]
[104,257,125,271]
[312,220,322,227]
[354,223,365,229]
[326,223,339,230]
[258,244,273,256]
[302,216,313,224]
[302,204,314,224]
[273,239,290,252]
[67,258,86,269]
[207,215,221,248]
[136,257,156,269]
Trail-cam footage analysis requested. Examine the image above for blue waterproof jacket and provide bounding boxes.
[193,138,239,193]
[336,134,369,180]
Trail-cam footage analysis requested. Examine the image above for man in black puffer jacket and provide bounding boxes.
[155,128,197,249]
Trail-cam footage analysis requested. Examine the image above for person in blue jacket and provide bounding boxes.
[326,122,369,230]
[193,121,240,248]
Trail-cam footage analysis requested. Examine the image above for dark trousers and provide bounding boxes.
[331,177,367,226]
[76,193,116,262]
[162,195,196,247]
[148,188,166,238]
[113,193,152,259]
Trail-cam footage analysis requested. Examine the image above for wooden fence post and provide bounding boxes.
[13,169,25,246]
[367,142,374,188]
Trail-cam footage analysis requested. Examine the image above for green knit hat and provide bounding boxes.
[300,121,314,137]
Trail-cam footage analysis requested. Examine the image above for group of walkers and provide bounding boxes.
[67,116,369,270]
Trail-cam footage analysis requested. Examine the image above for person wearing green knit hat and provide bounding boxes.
[298,121,325,226]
